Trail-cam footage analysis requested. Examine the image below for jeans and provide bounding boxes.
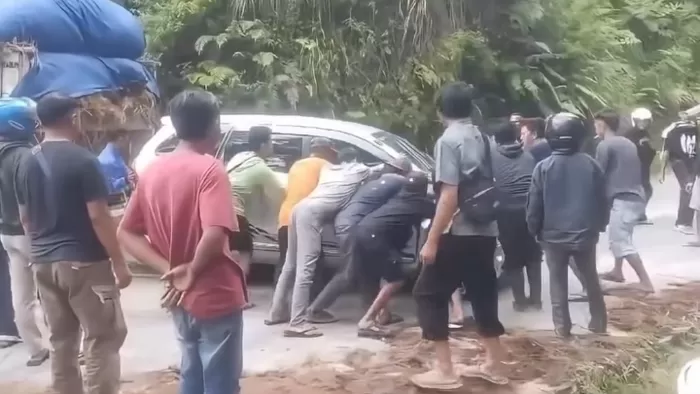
[172,308,244,394]
[34,261,128,394]
[0,245,19,338]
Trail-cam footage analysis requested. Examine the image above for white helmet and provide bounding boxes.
[631,107,653,130]
[678,358,700,394]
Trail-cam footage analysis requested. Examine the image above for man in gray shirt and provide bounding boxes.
[411,82,509,391]
[594,110,654,293]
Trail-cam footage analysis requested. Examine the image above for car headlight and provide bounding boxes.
[678,358,700,394]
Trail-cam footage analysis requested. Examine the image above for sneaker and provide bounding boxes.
[27,348,50,367]
[675,225,694,235]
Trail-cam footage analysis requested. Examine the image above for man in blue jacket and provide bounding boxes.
[526,112,608,338]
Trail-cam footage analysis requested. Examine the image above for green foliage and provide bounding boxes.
[136,0,700,147]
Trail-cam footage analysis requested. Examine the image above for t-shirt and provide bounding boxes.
[304,162,372,210]
[16,141,108,263]
[434,119,498,236]
[334,173,405,234]
[662,121,697,169]
[226,151,284,220]
[528,139,552,164]
[595,135,646,202]
[120,151,247,319]
[278,157,329,228]
[0,142,32,236]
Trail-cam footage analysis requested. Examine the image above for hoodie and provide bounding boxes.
[526,149,609,248]
[0,141,32,235]
[226,151,284,222]
[491,142,536,210]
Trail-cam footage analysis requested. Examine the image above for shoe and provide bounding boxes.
[675,225,694,235]
[554,328,572,339]
[27,348,50,367]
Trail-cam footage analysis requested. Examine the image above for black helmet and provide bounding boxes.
[545,112,586,153]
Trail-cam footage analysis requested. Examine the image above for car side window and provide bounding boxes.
[221,131,249,164]
[268,134,303,173]
[331,140,382,166]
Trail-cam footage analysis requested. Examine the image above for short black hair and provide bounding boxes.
[493,122,518,144]
[437,82,473,119]
[338,147,358,163]
[168,90,220,141]
[594,109,620,132]
[521,117,546,139]
[36,93,80,128]
[248,126,272,151]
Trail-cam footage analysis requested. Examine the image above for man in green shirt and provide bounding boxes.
[227,126,285,308]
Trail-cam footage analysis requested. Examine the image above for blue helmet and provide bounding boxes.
[0,98,38,141]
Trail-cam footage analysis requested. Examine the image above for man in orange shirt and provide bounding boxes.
[273,138,336,286]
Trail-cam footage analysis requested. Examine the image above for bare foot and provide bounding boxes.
[628,282,655,294]
[599,271,625,283]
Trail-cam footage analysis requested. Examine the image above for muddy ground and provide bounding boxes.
[5,282,700,394]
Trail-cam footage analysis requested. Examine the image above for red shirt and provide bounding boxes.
[121,151,247,319]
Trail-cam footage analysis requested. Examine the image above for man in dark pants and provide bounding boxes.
[0,244,21,348]
[625,108,656,224]
[660,118,698,234]
[526,112,608,338]
[491,122,542,312]
[306,157,411,324]
[412,82,509,390]
[354,172,433,338]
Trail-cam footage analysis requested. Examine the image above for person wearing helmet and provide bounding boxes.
[594,110,655,294]
[0,98,49,366]
[526,112,608,338]
[625,108,656,224]
[660,111,698,235]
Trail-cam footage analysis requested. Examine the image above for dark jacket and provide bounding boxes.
[0,141,32,235]
[491,142,535,210]
[623,128,656,186]
[528,139,552,163]
[526,151,609,248]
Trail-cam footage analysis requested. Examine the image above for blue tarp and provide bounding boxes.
[0,0,145,59]
[10,52,158,100]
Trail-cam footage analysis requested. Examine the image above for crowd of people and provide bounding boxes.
[0,82,699,394]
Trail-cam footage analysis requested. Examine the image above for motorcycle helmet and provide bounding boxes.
[545,112,586,153]
[631,107,653,130]
[0,97,38,141]
[677,358,700,394]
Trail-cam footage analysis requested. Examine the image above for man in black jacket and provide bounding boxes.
[624,108,656,224]
[0,98,49,366]
[526,112,608,338]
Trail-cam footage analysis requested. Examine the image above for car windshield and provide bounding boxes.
[371,131,434,172]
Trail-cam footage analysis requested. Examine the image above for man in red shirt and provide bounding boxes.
[118,90,247,394]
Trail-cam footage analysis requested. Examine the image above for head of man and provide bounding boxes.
[0,97,39,143]
[545,112,586,154]
[437,82,473,124]
[630,107,652,131]
[493,121,519,146]
[520,117,545,147]
[593,109,620,139]
[384,156,412,175]
[309,137,337,162]
[169,90,221,154]
[36,93,81,141]
[248,126,273,158]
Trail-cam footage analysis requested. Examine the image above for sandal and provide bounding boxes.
[448,321,464,331]
[306,310,339,324]
[357,324,395,339]
[458,364,509,385]
[410,369,463,390]
[283,326,323,338]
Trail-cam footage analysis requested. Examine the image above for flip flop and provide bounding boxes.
[357,324,395,339]
[264,317,289,326]
[306,310,339,324]
[283,326,323,338]
[410,369,463,390]
[599,272,625,283]
[459,364,509,385]
[449,321,464,331]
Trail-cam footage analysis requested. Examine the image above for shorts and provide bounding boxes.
[608,198,644,258]
[229,215,254,253]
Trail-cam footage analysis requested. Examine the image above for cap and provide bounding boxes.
[309,137,334,151]
[387,156,412,173]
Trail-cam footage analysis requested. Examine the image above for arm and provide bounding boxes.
[595,141,610,175]
[257,164,285,206]
[118,187,171,274]
[525,164,544,237]
[83,160,125,267]
[189,163,238,279]
[425,139,461,244]
[592,162,610,231]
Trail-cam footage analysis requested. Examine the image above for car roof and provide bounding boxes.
[160,114,383,138]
